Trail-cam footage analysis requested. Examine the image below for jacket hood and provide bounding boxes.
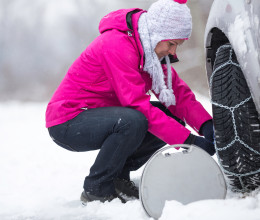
[99,8,143,34]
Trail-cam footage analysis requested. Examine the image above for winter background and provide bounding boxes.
[1,0,260,219]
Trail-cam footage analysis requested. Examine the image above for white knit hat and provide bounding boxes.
[138,0,192,107]
[146,0,192,50]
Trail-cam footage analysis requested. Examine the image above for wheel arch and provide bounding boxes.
[205,27,260,118]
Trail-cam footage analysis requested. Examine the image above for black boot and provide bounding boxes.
[114,178,139,199]
[80,190,126,205]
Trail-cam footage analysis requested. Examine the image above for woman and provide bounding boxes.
[46,0,215,203]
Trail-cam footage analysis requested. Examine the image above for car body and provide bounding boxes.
[205,0,260,117]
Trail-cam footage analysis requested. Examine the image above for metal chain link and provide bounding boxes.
[210,45,260,192]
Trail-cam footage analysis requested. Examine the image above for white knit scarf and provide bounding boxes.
[138,13,176,107]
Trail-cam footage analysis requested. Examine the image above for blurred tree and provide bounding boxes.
[0,0,213,102]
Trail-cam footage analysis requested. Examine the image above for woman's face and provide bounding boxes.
[154,39,185,59]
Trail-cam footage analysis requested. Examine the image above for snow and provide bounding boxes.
[228,13,251,56]
[161,197,260,220]
[1,96,260,220]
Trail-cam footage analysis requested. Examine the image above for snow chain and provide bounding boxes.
[210,44,260,192]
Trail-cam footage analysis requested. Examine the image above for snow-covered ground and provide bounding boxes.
[1,95,260,220]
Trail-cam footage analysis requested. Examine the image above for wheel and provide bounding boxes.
[210,44,260,193]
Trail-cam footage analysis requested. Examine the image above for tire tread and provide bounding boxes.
[212,45,260,192]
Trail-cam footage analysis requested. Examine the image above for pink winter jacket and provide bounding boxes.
[45,8,212,145]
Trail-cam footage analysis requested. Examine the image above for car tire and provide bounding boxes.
[211,44,260,192]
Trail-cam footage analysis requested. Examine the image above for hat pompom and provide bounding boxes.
[174,0,187,4]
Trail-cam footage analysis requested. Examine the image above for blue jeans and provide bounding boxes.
[48,102,185,196]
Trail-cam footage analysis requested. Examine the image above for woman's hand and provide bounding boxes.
[184,133,215,156]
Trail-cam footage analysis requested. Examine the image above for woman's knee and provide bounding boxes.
[118,108,148,134]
